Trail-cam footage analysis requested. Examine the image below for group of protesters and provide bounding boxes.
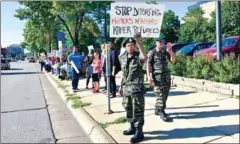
[67,41,121,96]
[39,33,176,143]
[39,41,121,97]
[39,55,72,80]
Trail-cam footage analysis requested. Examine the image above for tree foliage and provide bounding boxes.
[179,7,211,42]
[179,2,240,42]
[15,1,111,54]
[15,1,59,53]
[161,10,180,43]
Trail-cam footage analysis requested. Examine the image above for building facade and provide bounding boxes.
[7,44,24,58]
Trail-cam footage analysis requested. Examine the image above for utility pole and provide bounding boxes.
[216,1,222,61]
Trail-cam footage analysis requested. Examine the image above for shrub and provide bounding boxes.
[213,53,240,84]
[168,52,240,84]
[168,52,187,76]
[186,55,206,79]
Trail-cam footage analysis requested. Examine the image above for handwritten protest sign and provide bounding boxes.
[110,3,165,38]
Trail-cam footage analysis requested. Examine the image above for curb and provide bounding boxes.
[44,72,116,144]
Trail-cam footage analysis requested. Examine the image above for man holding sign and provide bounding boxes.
[119,33,147,143]
[146,35,176,122]
[68,46,84,92]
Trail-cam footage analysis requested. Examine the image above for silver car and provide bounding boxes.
[1,58,10,70]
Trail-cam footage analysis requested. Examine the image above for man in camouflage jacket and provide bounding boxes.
[147,35,176,122]
[119,33,147,143]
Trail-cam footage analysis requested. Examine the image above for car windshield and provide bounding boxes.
[211,38,237,48]
[180,44,195,53]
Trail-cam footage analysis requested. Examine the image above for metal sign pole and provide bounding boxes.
[106,44,113,114]
[216,1,222,61]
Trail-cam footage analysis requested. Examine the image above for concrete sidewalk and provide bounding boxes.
[47,73,239,143]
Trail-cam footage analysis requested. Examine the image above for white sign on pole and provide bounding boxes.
[88,45,94,52]
[58,41,63,49]
[110,3,165,38]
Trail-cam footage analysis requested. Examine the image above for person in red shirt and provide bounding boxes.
[49,56,56,74]
[91,52,102,93]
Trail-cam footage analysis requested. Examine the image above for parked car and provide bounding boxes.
[29,57,36,63]
[197,36,240,59]
[1,58,10,70]
[179,42,214,56]
[171,42,195,53]
[6,58,11,63]
[12,58,17,62]
[148,42,193,52]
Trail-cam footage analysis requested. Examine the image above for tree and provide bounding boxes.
[161,10,180,43]
[179,7,211,42]
[210,2,240,39]
[20,42,28,49]
[52,1,111,50]
[15,1,60,52]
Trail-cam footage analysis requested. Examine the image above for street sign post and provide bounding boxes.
[105,44,113,114]
[56,31,65,59]
[216,1,222,61]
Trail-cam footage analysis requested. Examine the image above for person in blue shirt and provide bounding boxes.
[68,46,84,92]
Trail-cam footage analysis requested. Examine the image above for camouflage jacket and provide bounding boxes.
[147,48,171,75]
[120,51,145,96]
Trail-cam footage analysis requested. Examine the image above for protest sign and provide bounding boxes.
[71,61,79,74]
[110,3,165,38]
[88,45,94,52]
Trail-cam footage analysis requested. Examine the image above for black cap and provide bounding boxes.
[122,38,136,47]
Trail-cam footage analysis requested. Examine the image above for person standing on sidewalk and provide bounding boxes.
[100,44,107,93]
[103,40,121,98]
[119,33,147,143]
[39,56,45,72]
[91,52,102,93]
[146,35,176,122]
[85,49,94,89]
[68,46,84,92]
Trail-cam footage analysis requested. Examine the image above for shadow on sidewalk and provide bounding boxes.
[172,109,240,119]
[167,105,219,110]
[145,91,195,97]
[1,72,39,76]
[144,124,239,140]
[8,68,23,70]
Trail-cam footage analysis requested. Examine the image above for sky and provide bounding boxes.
[1,1,196,48]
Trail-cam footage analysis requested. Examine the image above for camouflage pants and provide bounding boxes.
[122,95,145,128]
[154,74,171,112]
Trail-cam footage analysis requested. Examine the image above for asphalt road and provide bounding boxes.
[1,61,91,143]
